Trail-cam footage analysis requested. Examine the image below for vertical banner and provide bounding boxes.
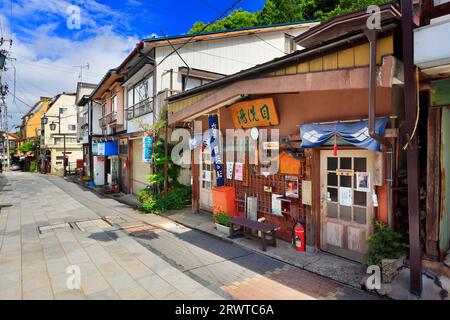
[208,115,224,187]
[143,136,153,163]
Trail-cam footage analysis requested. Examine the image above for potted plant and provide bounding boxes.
[213,210,231,234]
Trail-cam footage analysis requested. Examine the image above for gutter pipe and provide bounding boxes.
[365,28,395,230]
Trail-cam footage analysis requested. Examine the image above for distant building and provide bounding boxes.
[40,93,83,174]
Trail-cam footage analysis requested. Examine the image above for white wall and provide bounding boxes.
[92,101,102,135]
[154,27,309,93]
[43,94,79,147]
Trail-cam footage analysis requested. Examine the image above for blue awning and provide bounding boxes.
[300,117,389,152]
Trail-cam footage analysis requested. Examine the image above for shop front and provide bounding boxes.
[167,5,405,262]
[92,140,119,191]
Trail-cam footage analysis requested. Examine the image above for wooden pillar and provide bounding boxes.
[426,107,441,260]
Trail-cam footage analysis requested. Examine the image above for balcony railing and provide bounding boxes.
[79,115,88,128]
[106,112,118,124]
[99,116,108,128]
[126,98,154,120]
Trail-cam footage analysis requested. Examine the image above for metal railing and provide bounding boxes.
[106,112,117,124]
[126,98,154,120]
[99,116,108,128]
[79,115,88,128]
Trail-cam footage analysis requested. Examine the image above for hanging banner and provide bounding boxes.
[234,162,243,181]
[143,136,153,163]
[300,117,389,152]
[208,115,224,187]
[226,162,234,180]
[229,98,279,129]
[356,172,371,192]
[339,187,353,207]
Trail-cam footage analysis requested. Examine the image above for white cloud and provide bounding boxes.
[0,3,140,130]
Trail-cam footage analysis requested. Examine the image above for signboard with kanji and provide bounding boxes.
[229,98,279,129]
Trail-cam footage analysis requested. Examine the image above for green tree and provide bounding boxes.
[188,0,393,34]
[258,0,306,25]
[189,9,259,34]
[317,0,391,20]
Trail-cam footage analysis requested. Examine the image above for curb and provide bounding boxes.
[66,177,141,209]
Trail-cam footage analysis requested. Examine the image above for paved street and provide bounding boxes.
[0,172,379,300]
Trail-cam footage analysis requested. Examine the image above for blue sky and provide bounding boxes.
[0,0,266,129]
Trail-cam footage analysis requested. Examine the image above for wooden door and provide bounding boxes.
[199,147,214,211]
[320,150,375,262]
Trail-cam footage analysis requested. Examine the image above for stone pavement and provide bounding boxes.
[160,210,367,289]
[0,172,221,300]
[0,172,378,300]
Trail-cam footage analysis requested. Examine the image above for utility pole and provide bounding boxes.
[0,38,13,169]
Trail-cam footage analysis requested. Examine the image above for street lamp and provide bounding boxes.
[42,113,67,177]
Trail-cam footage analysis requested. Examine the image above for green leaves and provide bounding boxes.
[18,142,36,153]
[213,211,231,227]
[364,219,409,266]
[188,0,392,34]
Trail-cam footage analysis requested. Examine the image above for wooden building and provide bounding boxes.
[167,4,409,262]
[415,0,450,262]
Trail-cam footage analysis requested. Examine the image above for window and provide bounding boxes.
[54,137,77,144]
[128,74,154,107]
[101,101,106,117]
[111,95,118,114]
[59,108,68,115]
[68,125,76,131]
[127,89,134,108]
[182,76,210,91]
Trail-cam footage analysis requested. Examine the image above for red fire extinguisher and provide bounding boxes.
[293,223,306,252]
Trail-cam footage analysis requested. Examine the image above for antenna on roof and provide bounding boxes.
[73,63,90,82]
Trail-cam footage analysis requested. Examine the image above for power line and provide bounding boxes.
[157,0,244,68]
[199,0,222,14]
[252,33,286,54]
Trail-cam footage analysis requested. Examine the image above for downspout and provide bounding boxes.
[365,28,394,229]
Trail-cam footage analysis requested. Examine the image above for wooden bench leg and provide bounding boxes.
[271,230,277,248]
[262,232,267,252]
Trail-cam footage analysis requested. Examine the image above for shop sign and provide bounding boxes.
[92,141,118,156]
[302,180,312,206]
[143,136,153,163]
[336,169,354,176]
[208,115,224,187]
[263,141,280,150]
[229,98,279,129]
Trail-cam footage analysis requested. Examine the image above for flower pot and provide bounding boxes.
[215,223,230,235]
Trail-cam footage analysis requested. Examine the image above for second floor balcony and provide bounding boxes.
[79,114,88,128]
[99,112,118,128]
[126,98,154,120]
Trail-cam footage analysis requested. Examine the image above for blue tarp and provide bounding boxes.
[300,117,389,152]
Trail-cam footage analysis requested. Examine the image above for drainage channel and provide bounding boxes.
[38,217,116,234]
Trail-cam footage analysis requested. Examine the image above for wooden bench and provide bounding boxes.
[229,216,278,252]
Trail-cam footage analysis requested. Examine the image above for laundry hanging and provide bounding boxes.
[300,117,389,152]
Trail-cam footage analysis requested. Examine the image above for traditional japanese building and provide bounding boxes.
[167,4,408,262]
